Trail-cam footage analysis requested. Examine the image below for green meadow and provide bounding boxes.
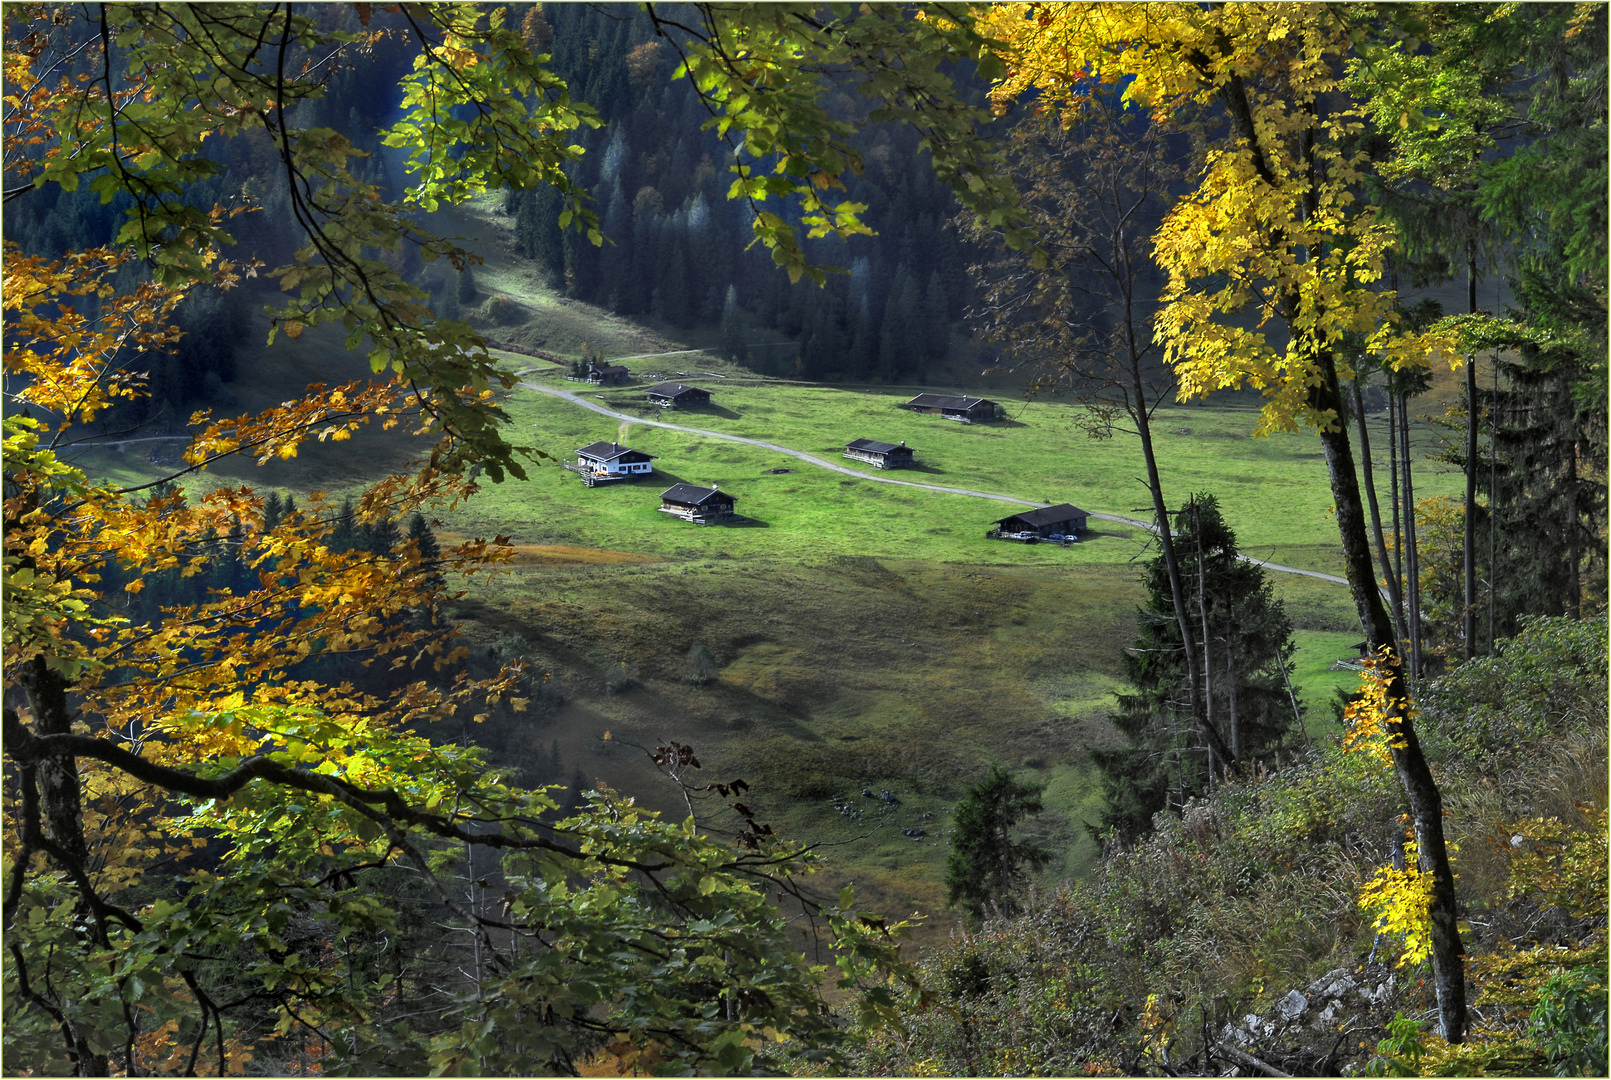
[483,363,1462,576]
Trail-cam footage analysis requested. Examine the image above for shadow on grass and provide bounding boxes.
[724,516,769,528]
[699,404,743,420]
[645,469,692,489]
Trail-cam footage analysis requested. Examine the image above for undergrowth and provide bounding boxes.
[848,616,1607,1077]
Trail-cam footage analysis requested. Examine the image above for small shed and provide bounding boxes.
[574,441,654,484]
[647,382,712,409]
[658,483,737,524]
[843,438,915,469]
[905,393,997,423]
[586,362,631,385]
[991,503,1089,541]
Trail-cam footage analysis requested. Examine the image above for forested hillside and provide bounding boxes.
[3,3,1604,1077]
[500,4,975,380]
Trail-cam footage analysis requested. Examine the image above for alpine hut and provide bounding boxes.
[586,362,631,385]
[904,393,997,423]
[843,438,915,469]
[573,441,654,485]
[658,483,737,524]
[646,382,712,409]
[991,503,1089,542]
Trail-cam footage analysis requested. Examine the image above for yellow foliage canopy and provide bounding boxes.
[979,2,1462,435]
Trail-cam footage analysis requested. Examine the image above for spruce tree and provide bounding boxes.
[944,766,1048,924]
[332,497,357,550]
[1091,496,1299,841]
[367,513,402,556]
[407,512,445,592]
[456,266,478,304]
[262,491,283,533]
[719,285,745,362]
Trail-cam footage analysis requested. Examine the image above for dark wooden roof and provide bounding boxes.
[576,441,653,462]
[590,363,629,375]
[906,393,995,411]
[993,503,1089,528]
[846,438,912,454]
[659,483,734,506]
[647,382,710,399]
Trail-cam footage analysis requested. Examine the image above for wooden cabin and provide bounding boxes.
[573,441,654,485]
[658,483,737,524]
[586,362,631,385]
[991,503,1089,541]
[843,438,915,469]
[904,392,998,423]
[646,382,712,409]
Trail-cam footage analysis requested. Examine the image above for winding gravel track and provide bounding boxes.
[515,375,1350,588]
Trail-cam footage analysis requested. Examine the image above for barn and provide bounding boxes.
[647,382,712,408]
[904,393,997,422]
[586,362,631,385]
[991,503,1090,541]
[843,438,915,469]
[658,483,737,524]
[574,441,654,484]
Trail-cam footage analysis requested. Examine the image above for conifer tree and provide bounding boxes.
[719,285,746,362]
[456,266,479,305]
[944,765,1049,924]
[262,491,284,533]
[1092,496,1298,841]
[332,497,358,549]
[367,513,403,556]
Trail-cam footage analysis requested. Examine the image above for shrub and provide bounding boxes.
[1420,615,1608,763]
[603,660,638,695]
[683,642,720,685]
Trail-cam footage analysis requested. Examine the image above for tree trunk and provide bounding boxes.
[1310,355,1467,1043]
[1488,360,1498,653]
[1567,435,1581,619]
[1195,502,1217,775]
[1388,393,1404,614]
[1463,252,1479,660]
[1352,377,1408,650]
[1225,621,1240,763]
[16,658,112,1076]
[1129,339,1234,773]
[1399,396,1423,679]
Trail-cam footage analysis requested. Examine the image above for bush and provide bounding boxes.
[682,642,719,685]
[1420,615,1608,762]
[603,660,638,695]
[1531,967,1609,1077]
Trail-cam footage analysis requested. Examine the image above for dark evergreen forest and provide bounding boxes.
[502,3,974,381]
[1,2,980,418]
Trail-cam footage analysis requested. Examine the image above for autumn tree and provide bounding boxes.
[982,3,1470,1040]
[2,5,923,1073]
[964,92,1246,775]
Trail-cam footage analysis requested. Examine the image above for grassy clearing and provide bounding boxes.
[457,553,1144,944]
[502,366,1463,577]
[446,385,1158,570]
